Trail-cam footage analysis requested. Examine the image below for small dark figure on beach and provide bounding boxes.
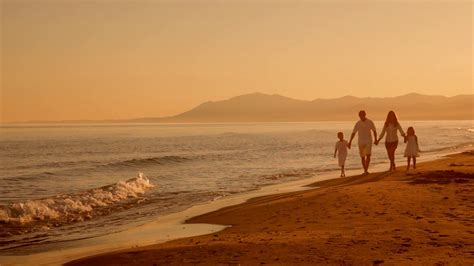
[334,132,350,177]
[348,110,377,175]
[404,126,420,171]
[375,111,405,171]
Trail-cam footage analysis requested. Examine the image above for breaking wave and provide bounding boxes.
[0,173,154,225]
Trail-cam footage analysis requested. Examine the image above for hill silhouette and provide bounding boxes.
[10,93,473,124]
[129,93,473,122]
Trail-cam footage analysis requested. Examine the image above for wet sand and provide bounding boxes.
[67,151,474,265]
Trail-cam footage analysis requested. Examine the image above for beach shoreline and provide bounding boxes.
[64,150,474,265]
[0,165,356,266]
[0,149,472,265]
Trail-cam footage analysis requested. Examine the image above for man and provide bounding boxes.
[348,110,377,174]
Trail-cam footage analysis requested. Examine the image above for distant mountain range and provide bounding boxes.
[128,93,473,122]
[11,93,474,124]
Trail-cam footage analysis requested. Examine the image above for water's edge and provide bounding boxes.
[0,149,460,266]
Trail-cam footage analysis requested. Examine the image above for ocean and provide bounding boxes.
[0,121,472,253]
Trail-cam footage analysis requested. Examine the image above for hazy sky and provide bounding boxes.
[1,0,472,122]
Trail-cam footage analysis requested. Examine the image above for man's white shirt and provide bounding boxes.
[352,119,376,145]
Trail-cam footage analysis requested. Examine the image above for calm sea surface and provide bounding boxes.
[0,121,472,252]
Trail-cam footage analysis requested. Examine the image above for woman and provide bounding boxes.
[375,111,405,171]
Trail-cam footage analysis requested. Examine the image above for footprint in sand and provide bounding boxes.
[373,259,384,265]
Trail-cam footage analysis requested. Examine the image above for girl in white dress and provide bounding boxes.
[404,127,420,171]
[334,132,350,177]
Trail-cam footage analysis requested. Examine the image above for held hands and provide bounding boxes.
[374,139,379,145]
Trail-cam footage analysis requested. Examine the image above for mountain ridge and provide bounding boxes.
[6,93,473,124]
[132,92,473,122]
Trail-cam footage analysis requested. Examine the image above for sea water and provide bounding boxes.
[0,121,472,253]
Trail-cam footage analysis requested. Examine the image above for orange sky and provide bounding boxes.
[1,1,472,123]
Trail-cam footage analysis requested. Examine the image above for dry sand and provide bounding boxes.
[67,151,474,265]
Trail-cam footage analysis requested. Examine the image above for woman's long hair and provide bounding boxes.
[384,110,399,127]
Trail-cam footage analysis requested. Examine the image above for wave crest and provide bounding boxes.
[0,173,154,225]
[104,156,190,168]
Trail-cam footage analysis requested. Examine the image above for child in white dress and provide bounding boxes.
[334,132,350,177]
[404,127,420,171]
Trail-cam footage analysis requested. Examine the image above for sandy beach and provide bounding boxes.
[66,151,474,265]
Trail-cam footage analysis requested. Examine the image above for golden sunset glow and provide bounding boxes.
[1,2,474,264]
[1,1,472,123]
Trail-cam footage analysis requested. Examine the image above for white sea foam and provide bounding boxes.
[0,173,154,224]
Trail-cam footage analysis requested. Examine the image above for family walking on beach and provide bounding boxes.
[334,110,420,177]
